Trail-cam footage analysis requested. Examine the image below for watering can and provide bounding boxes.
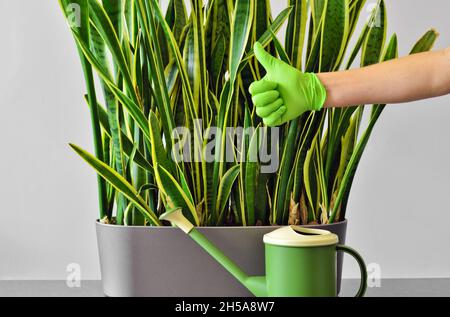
[160,209,367,297]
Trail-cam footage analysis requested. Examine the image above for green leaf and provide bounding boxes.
[245,126,260,226]
[155,164,200,226]
[71,30,151,142]
[190,0,209,125]
[59,0,109,219]
[148,111,177,177]
[254,0,270,40]
[89,23,127,224]
[91,97,153,173]
[167,0,188,43]
[361,0,386,66]
[103,0,123,36]
[347,0,367,40]
[136,0,176,149]
[302,114,325,217]
[303,146,315,217]
[410,29,439,54]
[179,168,195,205]
[273,120,301,224]
[285,0,308,69]
[324,107,357,193]
[229,0,254,85]
[311,0,326,32]
[216,165,241,225]
[88,0,137,103]
[345,21,369,69]
[150,0,198,123]
[320,0,350,71]
[270,30,291,64]
[292,112,323,202]
[211,34,227,94]
[88,29,119,153]
[70,144,160,225]
[239,106,253,226]
[243,7,292,62]
[205,0,231,93]
[211,82,231,222]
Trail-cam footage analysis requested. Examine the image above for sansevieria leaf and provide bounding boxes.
[71,30,151,141]
[216,165,241,225]
[285,0,307,69]
[320,0,349,71]
[361,0,386,66]
[410,29,439,54]
[87,97,153,174]
[59,0,109,219]
[70,144,160,225]
[243,6,293,62]
[229,0,254,82]
[88,0,138,104]
[155,164,200,226]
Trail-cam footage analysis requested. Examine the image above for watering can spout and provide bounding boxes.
[160,208,195,234]
[159,208,267,297]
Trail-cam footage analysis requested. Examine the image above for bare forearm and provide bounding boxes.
[318,47,450,108]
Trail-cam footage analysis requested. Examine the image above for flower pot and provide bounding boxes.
[96,220,347,297]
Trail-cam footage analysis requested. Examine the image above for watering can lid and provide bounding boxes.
[263,226,338,247]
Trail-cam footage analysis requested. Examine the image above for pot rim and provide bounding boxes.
[96,219,347,229]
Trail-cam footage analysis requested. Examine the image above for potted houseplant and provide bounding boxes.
[59,0,437,297]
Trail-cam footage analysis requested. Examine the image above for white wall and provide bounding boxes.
[0,0,449,280]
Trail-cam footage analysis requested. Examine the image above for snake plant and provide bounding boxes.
[60,0,438,226]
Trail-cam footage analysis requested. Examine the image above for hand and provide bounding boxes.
[249,42,327,126]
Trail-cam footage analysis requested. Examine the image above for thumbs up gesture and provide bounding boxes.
[249,42,327,126]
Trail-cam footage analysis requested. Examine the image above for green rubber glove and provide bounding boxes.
[249,42,327,126]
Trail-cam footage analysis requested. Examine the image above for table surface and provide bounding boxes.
[0,279,449,297]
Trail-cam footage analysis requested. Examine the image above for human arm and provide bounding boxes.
[249,43,450,126]
[318,47,450,107]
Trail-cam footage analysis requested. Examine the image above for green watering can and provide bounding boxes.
[161,209,367,297]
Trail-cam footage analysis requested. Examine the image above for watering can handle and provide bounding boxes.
[336,245,367,297]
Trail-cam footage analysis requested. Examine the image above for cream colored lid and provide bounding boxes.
[263,226,338,247]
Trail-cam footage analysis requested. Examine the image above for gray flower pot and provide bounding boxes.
[96,220,347,297]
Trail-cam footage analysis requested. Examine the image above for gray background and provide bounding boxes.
[0,0,449,281]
